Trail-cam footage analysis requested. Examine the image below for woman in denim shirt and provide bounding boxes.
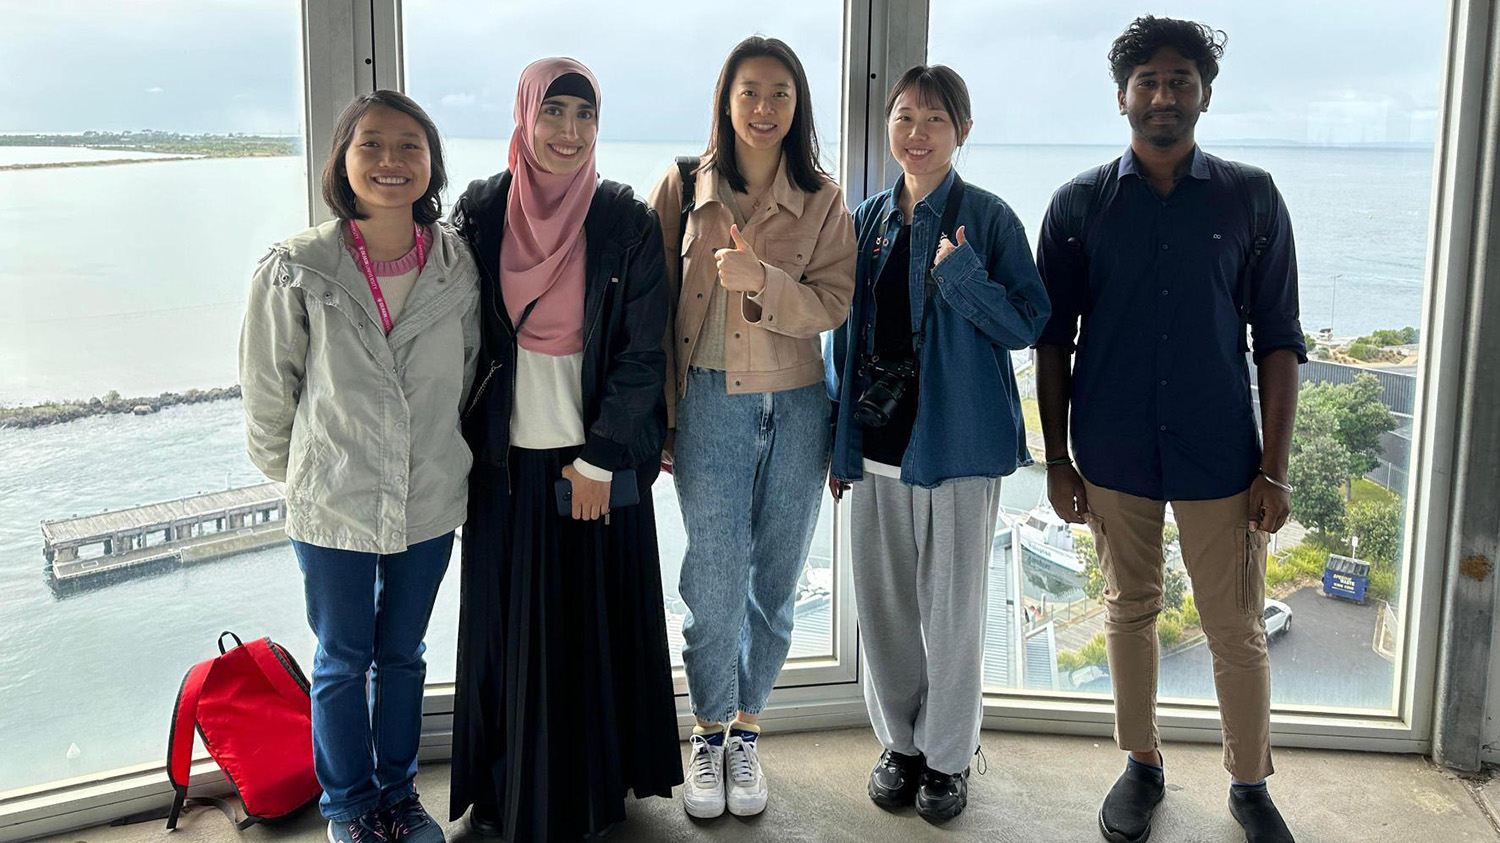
[827,65,1050,823]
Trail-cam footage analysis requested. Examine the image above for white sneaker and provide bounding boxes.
[682,733,726,818]
[725,734,769,816]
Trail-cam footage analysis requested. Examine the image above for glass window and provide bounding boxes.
[402,0,847,671]
[930,1,1448,711]
[0,2,308,792]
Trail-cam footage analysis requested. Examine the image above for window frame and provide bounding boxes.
[0,0,1481,838]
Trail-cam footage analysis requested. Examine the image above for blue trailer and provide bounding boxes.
[1322,554,1371,604]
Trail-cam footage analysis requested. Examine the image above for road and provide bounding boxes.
[1078,586,1395,710]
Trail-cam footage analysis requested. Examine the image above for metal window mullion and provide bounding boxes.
[1430,0,1500,773]
[302,0,378,225]
[855,0,929,202]
[371,0,402,92]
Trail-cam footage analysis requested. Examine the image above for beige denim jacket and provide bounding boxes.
[239,219,480,554]
[649,157,856,426]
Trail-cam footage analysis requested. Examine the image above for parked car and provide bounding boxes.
[1265,598,1294,638]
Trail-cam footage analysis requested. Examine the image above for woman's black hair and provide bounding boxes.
[1108,16,1227,90]
[884,64,972,143]
[320,90,448,224]
[701,36,829,195]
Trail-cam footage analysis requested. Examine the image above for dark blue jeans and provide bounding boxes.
[292,532,453,822]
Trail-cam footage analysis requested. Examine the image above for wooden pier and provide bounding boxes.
[42,483,288,586]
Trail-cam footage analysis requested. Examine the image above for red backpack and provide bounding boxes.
[165,632,321,829]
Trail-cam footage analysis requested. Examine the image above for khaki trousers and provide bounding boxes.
[1083,479,1274,782]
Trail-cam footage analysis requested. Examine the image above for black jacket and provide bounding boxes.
[452,172,668,492]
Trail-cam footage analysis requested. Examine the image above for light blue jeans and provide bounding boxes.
[674,368,831,723]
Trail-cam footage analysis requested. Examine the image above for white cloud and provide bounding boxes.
[441,93,477,107]
[145,86,164,94]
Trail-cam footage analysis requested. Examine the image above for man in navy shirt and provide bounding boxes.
[1036,17,1304,843]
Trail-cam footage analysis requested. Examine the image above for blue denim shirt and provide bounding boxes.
[827,168,1051,488]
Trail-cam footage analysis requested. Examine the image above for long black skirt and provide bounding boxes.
[449,448,683,840]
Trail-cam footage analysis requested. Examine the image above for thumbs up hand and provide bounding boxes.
[715,224,767,293]
[934,224,967,269]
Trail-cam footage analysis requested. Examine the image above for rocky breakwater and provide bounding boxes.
[0,386,242,429]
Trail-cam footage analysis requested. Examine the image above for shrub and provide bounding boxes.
[1059,635,1110,674]
[1368,567,1397,603]
[1158,613,1184,647]
[1266,561,1296,590]
[1076,633,1108,668]
[1180,593,1200,629]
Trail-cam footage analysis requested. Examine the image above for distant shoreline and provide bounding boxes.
[0,154,295,172]
[0,386,241,429]
[0,131,301,171]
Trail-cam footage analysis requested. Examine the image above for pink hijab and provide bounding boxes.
[501,57,600,355]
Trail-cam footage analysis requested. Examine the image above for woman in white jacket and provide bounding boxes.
[239,90,478,843]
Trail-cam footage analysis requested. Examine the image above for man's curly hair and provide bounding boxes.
[1108,16,1228,91]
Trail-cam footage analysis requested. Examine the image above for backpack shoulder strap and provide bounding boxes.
[1064,161,1114,252]
[165,660,214,829]
[1231,161,1275,352]
[675,156,699,252]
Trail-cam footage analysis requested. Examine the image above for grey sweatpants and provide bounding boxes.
[850,472,1001,775]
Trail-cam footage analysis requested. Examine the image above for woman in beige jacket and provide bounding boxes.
[648,35,856,822]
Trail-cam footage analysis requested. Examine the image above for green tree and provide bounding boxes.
[1300,375,1397,477]
[1289,401,1356,536]
[1347,341,1378,361]
[1346,497,1402,568]
[1164,568,1187,611]
[1077,531,1105,601]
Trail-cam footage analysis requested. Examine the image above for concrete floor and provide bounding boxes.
[42,729,1500,843]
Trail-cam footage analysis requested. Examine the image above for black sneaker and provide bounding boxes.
[1098,759,1165,843]
[868,749,924,808]
[1229,784,1295,842]
[914,765,969,822]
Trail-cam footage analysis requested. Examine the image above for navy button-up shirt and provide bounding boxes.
[1035,146,1306,502]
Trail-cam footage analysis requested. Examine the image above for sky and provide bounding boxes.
[0,0,1451,146]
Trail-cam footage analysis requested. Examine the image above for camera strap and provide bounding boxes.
[911,171,966,366]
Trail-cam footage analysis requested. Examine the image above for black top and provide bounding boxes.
[860,224,918,467]
[1035,146,1306,501]
[451,171,669,489]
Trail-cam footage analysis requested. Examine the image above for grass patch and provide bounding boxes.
[1021,398,1042,436]
[1351,478,1399,507]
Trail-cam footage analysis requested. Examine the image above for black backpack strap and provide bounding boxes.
[1064,162,1113,254]
[675,156,699,255]
[1232,161,1275,353]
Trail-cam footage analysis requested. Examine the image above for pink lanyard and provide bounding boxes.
[347,221,428,335]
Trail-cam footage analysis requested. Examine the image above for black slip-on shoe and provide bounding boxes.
[914,765,969,823]
[868,749,925,808]
[465,806,503,839]
[1228,785,1295,842]
[1098,762,1165,843]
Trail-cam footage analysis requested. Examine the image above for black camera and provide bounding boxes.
[854,357,917,428]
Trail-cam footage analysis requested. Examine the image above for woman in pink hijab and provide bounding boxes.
[447,57,680,841]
